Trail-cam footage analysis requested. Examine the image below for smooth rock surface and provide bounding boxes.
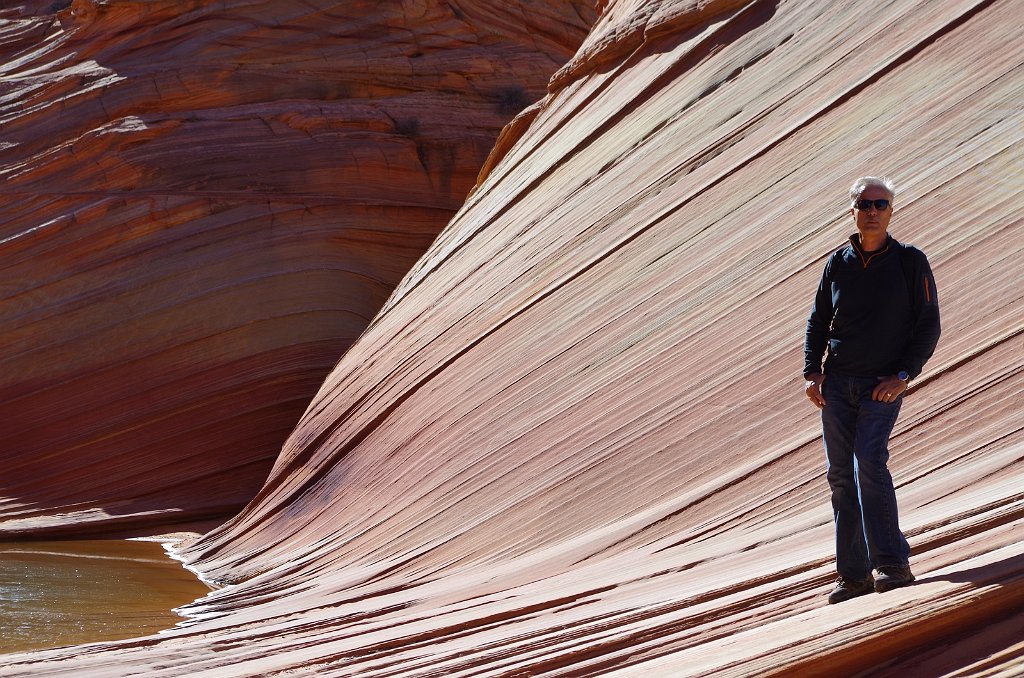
[2,0,1023,675]
[0,0,594,537]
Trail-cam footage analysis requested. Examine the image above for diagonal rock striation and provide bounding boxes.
[0,0,594,537]
[1,0,1023,675]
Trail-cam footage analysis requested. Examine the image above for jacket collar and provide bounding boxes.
[848,233,895,268]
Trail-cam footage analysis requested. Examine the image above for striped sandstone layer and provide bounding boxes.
[0,0,594,537]
[2,0,1023,675]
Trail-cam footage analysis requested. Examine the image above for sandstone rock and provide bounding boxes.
[2,0,1023,675]
[0,0,594,537]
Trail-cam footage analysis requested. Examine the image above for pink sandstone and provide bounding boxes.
[1,0,1022,675]
[0,0,594,537]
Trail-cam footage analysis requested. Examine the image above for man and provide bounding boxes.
[804,176,941,604]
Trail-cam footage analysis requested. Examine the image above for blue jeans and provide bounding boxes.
[821,373,910,580]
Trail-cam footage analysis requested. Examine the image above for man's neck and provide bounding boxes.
[856,232,888,253]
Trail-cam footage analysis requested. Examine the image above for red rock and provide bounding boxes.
[2,0,1023,675]
[0,0,594,537]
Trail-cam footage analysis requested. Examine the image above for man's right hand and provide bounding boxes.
[805,373,826,409]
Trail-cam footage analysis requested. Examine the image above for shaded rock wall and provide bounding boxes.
[2,0,1023,675]
[0,0,594,536]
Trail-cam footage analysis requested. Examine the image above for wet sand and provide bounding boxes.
[0,539,212,654]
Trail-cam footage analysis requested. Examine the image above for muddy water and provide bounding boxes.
[0,539,212,654]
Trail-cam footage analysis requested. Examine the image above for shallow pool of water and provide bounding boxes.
[0,539,212,654]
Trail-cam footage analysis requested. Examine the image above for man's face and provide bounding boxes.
[851,185,893,239]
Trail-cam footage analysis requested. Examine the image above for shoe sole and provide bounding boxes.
[875,577,915,593]
[828,586,874,604]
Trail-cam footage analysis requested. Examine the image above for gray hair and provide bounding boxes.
[849,176,896,206]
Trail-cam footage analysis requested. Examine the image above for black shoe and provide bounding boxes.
[874,565,915,593]
[828,575,875,604]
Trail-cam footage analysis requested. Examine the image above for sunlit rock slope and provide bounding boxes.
[3,0,1023,675]
[0,0,594,537]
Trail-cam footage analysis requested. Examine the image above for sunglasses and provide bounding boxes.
[855,198,891,211]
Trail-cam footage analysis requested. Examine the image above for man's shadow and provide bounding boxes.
[913,551,1024,586]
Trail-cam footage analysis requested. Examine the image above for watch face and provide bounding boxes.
[898,371,910,381]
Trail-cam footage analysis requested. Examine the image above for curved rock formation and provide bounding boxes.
[3,0,1023,674]
[0,0,594,537]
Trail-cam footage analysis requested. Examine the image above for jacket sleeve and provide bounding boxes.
[898,249,941,380]
[803,256,834,378]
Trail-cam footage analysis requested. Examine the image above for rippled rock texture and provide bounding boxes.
[0,0,594,537]
[3,0,1024,675]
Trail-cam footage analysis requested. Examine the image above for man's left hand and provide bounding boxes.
[872,375,908,402]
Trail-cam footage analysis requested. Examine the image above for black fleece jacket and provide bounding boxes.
[804,234,940,381]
